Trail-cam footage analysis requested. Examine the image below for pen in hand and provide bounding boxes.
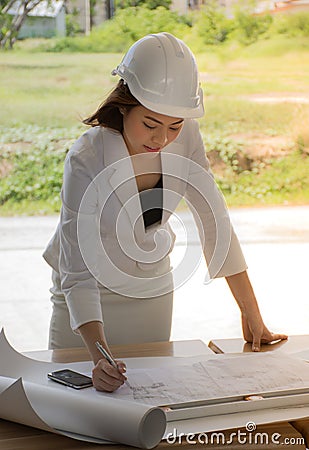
[95,341,131,388]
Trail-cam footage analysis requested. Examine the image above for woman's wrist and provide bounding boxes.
[226,271,261,316]
[77,321,111,364]
[240,302,261,321]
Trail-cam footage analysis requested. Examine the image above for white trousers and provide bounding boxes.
[48,270,174,349]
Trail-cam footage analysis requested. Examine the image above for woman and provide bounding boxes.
[43,32,287,392]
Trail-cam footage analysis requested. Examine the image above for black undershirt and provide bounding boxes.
[139,176,163,229]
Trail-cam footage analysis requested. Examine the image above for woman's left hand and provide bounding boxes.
[241,313,288,352]
[226,271,288,352]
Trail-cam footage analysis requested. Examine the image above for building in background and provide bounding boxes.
[181,0,309,16]
[8,0,66,38]
[65,0,111,33]
[171,0,188,14]
[9,0,309,38]
[255,0,309,14]
[66,0,190,32]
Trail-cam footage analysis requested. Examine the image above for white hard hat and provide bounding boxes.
[111,32,204,118]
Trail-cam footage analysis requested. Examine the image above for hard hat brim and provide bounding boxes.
[137,95,205,119]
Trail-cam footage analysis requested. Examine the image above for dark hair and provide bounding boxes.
[83,80,141,132]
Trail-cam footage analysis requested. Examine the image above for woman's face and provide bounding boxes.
[122,106,184,156]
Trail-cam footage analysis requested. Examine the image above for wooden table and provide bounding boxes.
[0,340,306,449]
[208,334,309,355]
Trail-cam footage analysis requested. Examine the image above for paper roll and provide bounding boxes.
[0,376,166,448]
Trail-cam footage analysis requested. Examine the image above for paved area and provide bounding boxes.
[0,205,308,351]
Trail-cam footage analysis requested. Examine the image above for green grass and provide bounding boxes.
[220,151,309,207]
[0,199,60,216]
[1,39,309,129]
[0,37,309,215]
[200,98,299,136]
[0,53,120,128]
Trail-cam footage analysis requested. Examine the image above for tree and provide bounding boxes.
[0,0,46,49]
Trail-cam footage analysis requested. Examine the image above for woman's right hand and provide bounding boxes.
[92,359,128,392]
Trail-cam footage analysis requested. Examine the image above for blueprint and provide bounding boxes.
[106,352,309,405]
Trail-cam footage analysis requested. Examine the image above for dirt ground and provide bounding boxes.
[207,92,309,171]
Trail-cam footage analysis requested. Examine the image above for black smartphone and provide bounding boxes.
[47,369,93,389]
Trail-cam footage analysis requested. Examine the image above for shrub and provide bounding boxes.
[46,6,191,53]
[0,126,80,210]
[115,0,171,10]
[0,145,66,206]
[232,10,273,44]
[270,12,309,38]
[193,3,233,46]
